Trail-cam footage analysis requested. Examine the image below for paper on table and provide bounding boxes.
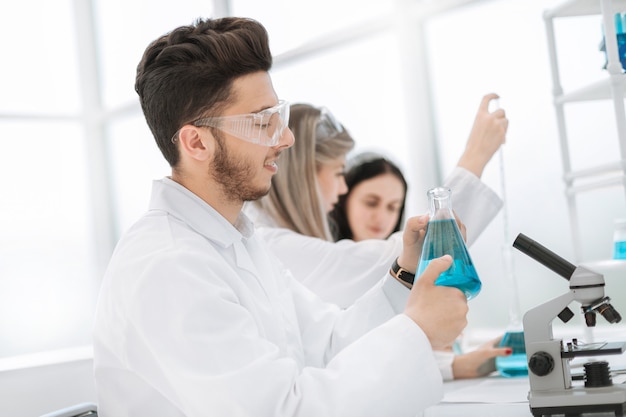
[441,378,529,403]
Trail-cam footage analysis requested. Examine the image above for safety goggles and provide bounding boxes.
[174,100,290,147]
[315,107,344,141]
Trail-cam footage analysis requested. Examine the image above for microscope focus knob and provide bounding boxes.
[529,351,554,376]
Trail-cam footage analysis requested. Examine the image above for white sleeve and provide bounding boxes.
[443,166,503,246]
[288,274,444,416]
[257,226,403,308]
[433,350,455,381]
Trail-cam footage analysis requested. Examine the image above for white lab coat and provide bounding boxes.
[246,167,502,380]
[93,178,444,417]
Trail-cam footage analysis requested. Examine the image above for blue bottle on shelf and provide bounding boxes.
[600,13,626,71]
[614,219,626,260]
[416,187,481,300]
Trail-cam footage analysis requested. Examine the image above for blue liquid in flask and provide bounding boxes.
[416,218,481,300]
[496,331,528,377]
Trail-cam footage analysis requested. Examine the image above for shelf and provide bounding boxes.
[555,74,626,103]
[544,0,626,19]
[546,0,626,263]
[565,161,626,180]
[565,175,626,194]
[562,161,626,194]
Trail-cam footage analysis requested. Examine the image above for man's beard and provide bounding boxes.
[210,134,272,202]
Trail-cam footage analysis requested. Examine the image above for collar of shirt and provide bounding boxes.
[149,177,255,247]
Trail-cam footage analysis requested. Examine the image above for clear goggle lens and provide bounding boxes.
[191,100,290,147]
[315,107,344,141]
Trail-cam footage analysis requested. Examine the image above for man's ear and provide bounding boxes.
[177,126,214,162]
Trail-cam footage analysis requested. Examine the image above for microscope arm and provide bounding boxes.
[523,291,575,344]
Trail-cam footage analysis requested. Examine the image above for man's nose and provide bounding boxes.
[277,127,295,149]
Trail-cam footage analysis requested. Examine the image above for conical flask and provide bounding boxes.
[416,187,481,300]
[495,246,527,377]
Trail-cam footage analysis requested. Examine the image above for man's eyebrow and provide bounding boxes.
[251,102,279,114]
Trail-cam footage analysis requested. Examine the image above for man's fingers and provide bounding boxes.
[415,255,452,285]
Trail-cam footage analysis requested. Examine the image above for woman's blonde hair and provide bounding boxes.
[254,103,355,241]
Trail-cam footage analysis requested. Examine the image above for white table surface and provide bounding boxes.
[423,373,625,417]
[422,375,531,417]
[422,341,626,417]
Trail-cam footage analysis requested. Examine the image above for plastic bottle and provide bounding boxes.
[416,187,481,300]
[614,218,626,260]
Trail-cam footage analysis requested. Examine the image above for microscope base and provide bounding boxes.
[530,402,624,417]
[529,385,626,416]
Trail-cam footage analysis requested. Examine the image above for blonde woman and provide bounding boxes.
[246,97,511,380]
[252,103,354,242]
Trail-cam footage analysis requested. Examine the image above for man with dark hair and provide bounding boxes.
[93,17,468,417]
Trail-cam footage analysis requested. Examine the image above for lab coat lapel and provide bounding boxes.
[232,240,272,301]
[239,235,300,363]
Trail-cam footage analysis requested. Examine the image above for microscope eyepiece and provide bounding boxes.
[512,234,576,280]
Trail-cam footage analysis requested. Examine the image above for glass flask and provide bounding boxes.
[496,329,528,377]
[416,187,481,300]
[495,246,528,377]
[496,305,528,377]
[493,146,528,376]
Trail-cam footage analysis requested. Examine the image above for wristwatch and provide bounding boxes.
[390,258,416,286]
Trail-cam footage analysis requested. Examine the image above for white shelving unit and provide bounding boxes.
[544,0,626,265]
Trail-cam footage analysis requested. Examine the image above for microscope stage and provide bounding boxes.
[562,341,626,359]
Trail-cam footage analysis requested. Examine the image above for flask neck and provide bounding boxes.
[428,187,454,220]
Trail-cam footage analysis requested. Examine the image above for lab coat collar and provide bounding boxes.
[149,177,255,248]
[242,202,278,228]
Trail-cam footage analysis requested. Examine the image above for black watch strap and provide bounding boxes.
[391,258,416,286]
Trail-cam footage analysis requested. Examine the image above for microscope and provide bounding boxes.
[513,233,625,417]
